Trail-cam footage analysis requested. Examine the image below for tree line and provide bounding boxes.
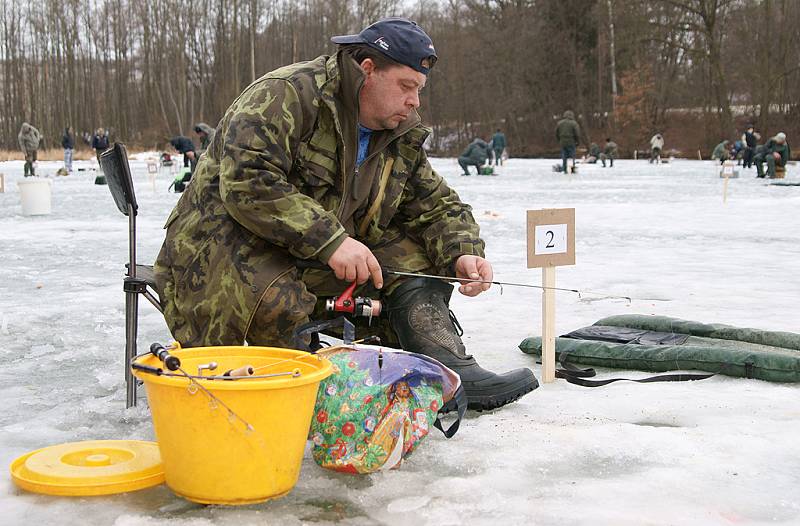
[2,0,798,157]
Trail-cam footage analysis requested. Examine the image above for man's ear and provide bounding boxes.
[360,58,376,75]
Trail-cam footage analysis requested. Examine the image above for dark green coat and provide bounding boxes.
[155,53,484,346]
[491,132,506,151]
[766,140,790,166]
[460,139,490,164]
[555,112,580,148]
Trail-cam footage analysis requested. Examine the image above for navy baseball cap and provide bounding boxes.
[331,17,437,75]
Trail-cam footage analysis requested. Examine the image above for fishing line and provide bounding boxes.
[383,269,634,303]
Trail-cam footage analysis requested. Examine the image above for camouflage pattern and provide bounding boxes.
[19,123,40,176]
[155,52,485,347]
[555,111,580,148]
[18,122,40,152]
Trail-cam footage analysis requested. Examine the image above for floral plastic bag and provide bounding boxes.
[309,345,466,474]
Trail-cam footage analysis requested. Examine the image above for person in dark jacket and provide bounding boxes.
[754,132,790,178]
[490,129,506,166]
[458,137,490,175]
[555,110,580,173]
[62,126,75,173]
[170,135,197,172]
[92,128,110,158]
[741,124,759,169]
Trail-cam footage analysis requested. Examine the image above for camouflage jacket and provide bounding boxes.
[155,52,484,346]
[18,123,41,152]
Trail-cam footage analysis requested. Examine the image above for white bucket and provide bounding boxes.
[18,178,52,216]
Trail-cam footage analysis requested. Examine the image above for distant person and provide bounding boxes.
[711,140,730,164]
[556,110,580,173]
[586,142,601,163]
[741,124,759,169]
[754,132,790,178]
[18,122,41,177]
[170,135,197,172]
[193,123,215,158]
[491,129,506,166]
[458,137,490,175]
[92,128,110,158]
[600,138,617,167]
[62,126,75,173]
[731,140,744,165]
[649,133,664,164]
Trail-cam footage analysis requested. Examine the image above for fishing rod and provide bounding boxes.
[147,343,256,432]
[295,259,638,303]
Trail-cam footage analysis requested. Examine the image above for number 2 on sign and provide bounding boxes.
[534,224,567,255]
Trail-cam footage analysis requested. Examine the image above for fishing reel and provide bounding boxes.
[325,281,382,321]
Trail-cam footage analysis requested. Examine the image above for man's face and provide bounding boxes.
[358,59,426,130]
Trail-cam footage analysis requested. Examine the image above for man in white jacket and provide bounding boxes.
[649,133,664,164]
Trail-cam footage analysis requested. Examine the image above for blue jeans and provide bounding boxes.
[64,148,73,172]
[561,146,576,172]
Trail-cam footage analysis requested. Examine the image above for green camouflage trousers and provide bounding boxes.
[242,234,435,349]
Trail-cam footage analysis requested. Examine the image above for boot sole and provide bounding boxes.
[466,375,539,412]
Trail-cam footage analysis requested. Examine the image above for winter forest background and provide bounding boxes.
[1,0,798,156]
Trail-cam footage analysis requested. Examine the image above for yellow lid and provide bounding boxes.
[10,440,164,496]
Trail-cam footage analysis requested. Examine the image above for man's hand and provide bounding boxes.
[186,151,196,160]
[327,237,383,288]
[454,255,493,297]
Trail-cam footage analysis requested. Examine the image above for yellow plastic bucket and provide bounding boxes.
[132,346,332,505]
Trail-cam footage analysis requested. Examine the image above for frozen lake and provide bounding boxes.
[1,156,799,525]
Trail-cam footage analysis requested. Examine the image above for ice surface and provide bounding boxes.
[1,157,798,525]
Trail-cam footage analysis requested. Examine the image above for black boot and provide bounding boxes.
[386,277,538,411]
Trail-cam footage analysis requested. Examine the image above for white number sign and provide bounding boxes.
[534,224,567,255]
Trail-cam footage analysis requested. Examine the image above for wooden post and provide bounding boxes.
[698,149,702,160]
[723,173,729,203]
[147,162,157,192]
[0,173,4,193]
[527,208,576,385]
[541,266,556,383]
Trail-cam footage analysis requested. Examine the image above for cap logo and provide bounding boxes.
[374,36,390,51]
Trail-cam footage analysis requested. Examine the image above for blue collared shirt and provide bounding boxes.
[357,125,373,167]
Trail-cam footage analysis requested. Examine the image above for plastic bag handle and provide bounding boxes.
[433,384,467,438]
[292,317,355,350]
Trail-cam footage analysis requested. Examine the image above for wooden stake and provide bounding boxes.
[697,149,702,160]
[542,265,556,383]
[0,173,4,193]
